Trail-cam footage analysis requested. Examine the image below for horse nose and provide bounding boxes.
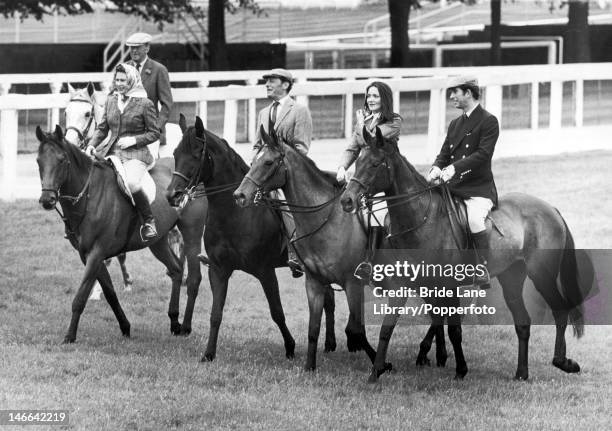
[340,195,354,213]
[39,194,56,210]
[233,190,246,207]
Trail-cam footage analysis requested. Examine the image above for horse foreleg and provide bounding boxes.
[344,280,377,364]
[304,277,327,371]
[178,232,203,336]
[116,252,133,290]
[257,269,295,359]
[323,287,337,352]
[96,263,131,337]
[64,249,105,343]
[447,309,467,379]
[149,237,183,335]
[368,294,404,383]
[202,264,232,362]
[498,261,530,380]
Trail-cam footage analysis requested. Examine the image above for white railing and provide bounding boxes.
[2,63,612,200]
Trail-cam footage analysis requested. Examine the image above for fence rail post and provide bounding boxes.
[247,78,258,143]
[549,80,562,129]
[197,80,209,127]
[0,109,19,202]
[223,96,238,147]
[531,81,539,129]
[575,79,584,127]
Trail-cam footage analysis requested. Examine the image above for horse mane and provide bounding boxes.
[204,128,250,175]
[397,152,429,188]
[41,131,95,172]
[282,143,340,188]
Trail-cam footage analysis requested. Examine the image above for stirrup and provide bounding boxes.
[288,259,304,278]
[354,261,373,281]
[473,266,491,289]
[140,222,158,242]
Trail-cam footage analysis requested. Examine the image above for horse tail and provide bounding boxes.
[556,209,585,339]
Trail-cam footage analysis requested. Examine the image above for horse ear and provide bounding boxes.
[259,124,270,145]
[361,125,373,146]
[86,82,95,98]
[179,113,187,133]
[195,116,205,137]
[54,125,64,141]
[35,125,45,142]
[67,83,76,96]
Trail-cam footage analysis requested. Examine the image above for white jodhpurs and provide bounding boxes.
[465,197,494,233]
[123,159,148,193]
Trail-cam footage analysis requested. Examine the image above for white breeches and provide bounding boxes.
[123,159,148,193]
[465,197,494,233]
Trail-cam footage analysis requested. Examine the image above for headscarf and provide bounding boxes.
[112,63,148,99]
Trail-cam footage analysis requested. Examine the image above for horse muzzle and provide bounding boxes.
[39,191,57,210]
[340,194,356,213]
[165,188,183,207]
[233,190,248,208]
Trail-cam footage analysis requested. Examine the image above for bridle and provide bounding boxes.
[65,97,96,149]
[243,144,288,199]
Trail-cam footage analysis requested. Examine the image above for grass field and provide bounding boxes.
[0,151,611,430]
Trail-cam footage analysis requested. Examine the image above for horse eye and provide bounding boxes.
[264,160,274,166]
[85,112,91,117]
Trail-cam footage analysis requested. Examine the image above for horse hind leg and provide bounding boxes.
[447,311,467,379]
[116,252,133,290]
[323,287,336,353]
[148,236,183,335]
[176,222,203,336]
[416,319,442,367]
[202,264,232,362]
[497,260,531,380]
[257,269,295,359]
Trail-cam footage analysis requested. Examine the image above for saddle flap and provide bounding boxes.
[106,156,156,205]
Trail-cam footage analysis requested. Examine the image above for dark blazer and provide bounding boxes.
[254,97,312,155]
[90,95,160,166]
[339,113,402,170]
[433,104,499,206]
[134,57,173,129]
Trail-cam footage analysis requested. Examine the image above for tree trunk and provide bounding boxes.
[208,0,230,70]
[388,0,411,67]
[566,0,590,63]
[490,0,502,65]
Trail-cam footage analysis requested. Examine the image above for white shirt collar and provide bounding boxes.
[274,94,291,109]
[464,102,479,118]
[137,57,148,71]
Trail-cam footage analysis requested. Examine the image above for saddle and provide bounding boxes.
[440,183,503,250]
[106,156,156,206]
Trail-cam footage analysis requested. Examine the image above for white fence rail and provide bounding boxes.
[2,63,612,201]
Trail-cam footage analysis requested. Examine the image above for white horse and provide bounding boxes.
[64,83,184,299]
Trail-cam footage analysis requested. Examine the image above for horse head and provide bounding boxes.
[340,126,394,213]
[65,82,99,148]
[36,125,71,209]
[165,114,208,206]
[233,125,287,208]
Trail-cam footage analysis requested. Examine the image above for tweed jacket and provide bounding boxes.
[132,57,173,129]
[254,97,313,155]
[89,95,160,166]
[338,113,402,170]
[433,104,499,206]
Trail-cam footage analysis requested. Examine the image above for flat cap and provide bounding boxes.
[262,68,293,82]
[447,75,479,89]
[126,32,152,46]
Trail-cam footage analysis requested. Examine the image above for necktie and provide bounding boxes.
[269,101,279,130]
[135,62,141,73]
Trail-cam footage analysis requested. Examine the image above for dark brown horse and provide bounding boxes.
[340,126,589,382]
[233,126,393,372]
[166,116,335,362]
[36,125,207,342]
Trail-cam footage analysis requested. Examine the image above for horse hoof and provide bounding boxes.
[454,374,465,380]
[455,366,468,379]
[552,357,581,373]
[286,351,295,360]
[437,354,448,367]
[384,362,393,373]
[324,340,337,353]
[514,371,529,381]
[62,336,75,344]
[416,356,431,367]
[179,327,192,336]
[170,323,182,336]
[303,364,316,372]
[123,284,132,292]
[201,352,215,362]
[121,326,131,338]
[368,372,379,384]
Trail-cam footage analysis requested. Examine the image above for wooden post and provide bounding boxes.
[49,81,63,130]
[427,87,445,162]
[531,81,539,129]
[223,98,238,147]
[575,79,584,127]
[344,84,354,139]
[247,78,258,143]
[0,109,19,201]
[549,80,562,129]
[198,80,209,127]
[484,84,503,129]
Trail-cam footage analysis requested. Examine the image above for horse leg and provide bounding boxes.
[323,287,337,352]
[256,269,295,359]
[435,324,448,367]
[202,264,232,362]
[148,237,183,335]
[368,294,404,383]
[116,252,133,290]
[497,260,531,380]
[550,309,581,373]
[177,224,203,336]
[416,318,442,367]
[64,248,105,343]
[304,277,327,371]
[96,263,131,337]
[447,307,468,379]
[344,280,377,364]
